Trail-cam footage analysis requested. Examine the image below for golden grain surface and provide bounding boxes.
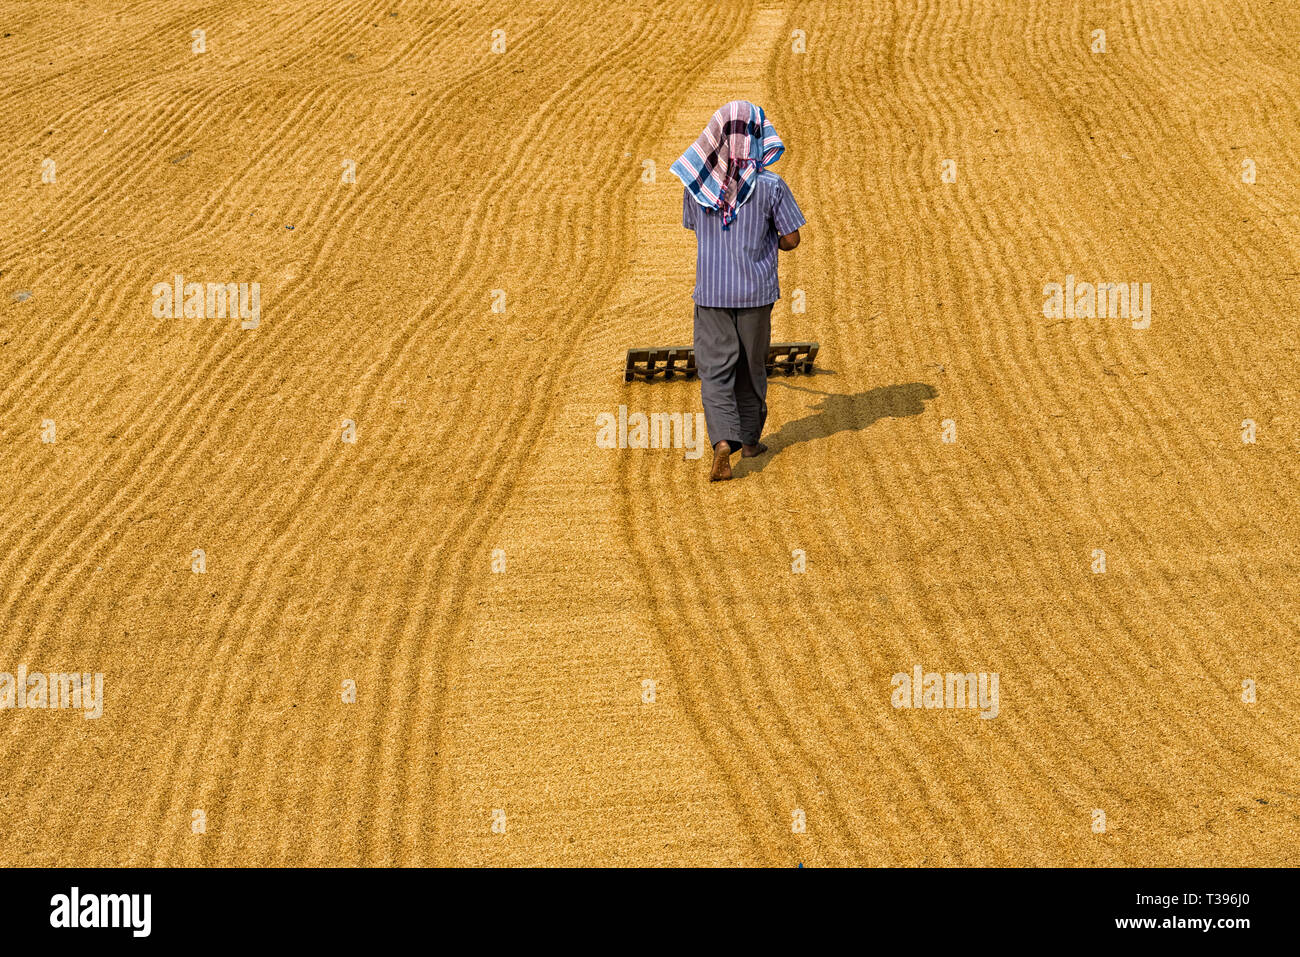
[1,0,1297,866]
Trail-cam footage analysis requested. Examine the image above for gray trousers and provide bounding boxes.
[693,302,773,450]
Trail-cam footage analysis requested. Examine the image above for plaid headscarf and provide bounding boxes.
[671,100,784,230]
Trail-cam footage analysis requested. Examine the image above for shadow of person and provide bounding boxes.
[743,381,938,473]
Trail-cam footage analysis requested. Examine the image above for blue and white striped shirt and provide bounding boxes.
[683,170,805,308]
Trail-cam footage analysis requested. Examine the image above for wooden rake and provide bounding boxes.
[624,342,819,382]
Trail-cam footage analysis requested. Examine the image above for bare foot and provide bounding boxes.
[709,441,733,481]
[741,442,768,458]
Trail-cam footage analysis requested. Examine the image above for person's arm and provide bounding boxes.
[682,187,696,230]
[772,179,806,252]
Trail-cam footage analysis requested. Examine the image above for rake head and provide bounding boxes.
[624,342,819,382]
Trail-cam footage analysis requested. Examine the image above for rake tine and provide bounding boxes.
[802,343,819,373]
[664,349,679,380]
[784,345,799,375]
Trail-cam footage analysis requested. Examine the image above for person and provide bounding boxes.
[671,100,805,481]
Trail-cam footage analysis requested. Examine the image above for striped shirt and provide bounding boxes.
[683,170,805,308]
